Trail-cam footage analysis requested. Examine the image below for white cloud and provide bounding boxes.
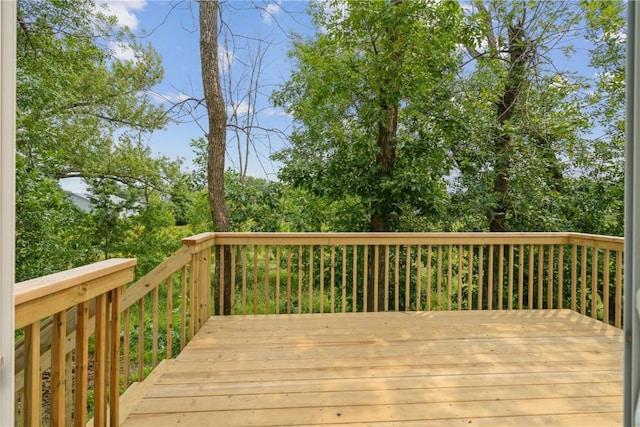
[227,101,251,116]
[150,91,191,104]
[96,1,146,30]
[261,1,282,24]
[265,107,292,118]
[219,45,235,75]
[109,41,137,62]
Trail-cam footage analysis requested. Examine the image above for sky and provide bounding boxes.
[63,0,314,194]
[60,0,612,194]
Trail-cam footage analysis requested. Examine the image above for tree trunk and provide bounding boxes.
[200,0,232,315]
[489,22,527,232]
[366,5,403,310]
[484,21,528,308]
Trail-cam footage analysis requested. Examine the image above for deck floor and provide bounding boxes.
[120,310,623,426]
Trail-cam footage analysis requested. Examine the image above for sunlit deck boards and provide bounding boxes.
[120,310,623,426]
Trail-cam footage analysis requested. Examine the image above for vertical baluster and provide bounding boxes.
[395,244,400,311]
[528,245,534,309]
[298,246,304,314]
[152,287,159,368]
[537,245,544,309]
[266,244,271,314]
[385,245,390,311]
[320,246,324,313]
[468,245,473,310]
[242,246,248,315]
[94,294,108,426]
[353,245,358,313]
[65,351,73,426]
[166,274,173,359]
[330,245,336,313]
[308,245,314,313]
[615,250,622,327]
[406,245,411,311]
[24,321,41,427]
[253,245,259,315]
[498,245,504,310]
[188,257,198,337]
[75,301,89,427]
[363,245,368,312]
[123,308,131,386]
[51,311,66,427]
[488,245,494,311]
[180,265,187,350]
[342,246,347,313]
[518,244,524,309]
[109,287,122,427]
[581,246,587,315]
[425,245,432,311]
[603,249,610,324]
[591,247,599,319]
[137,299,144,381]
[436,246,442,309]
[287,245,292,314]
[417,245,423,311]
[374,245,380,312]
[457,245,463,310]
[478,246,484,311]
[447,245,453,310]
[548,246,555,309]
[231,246,236,314]
[558,246,564,309]
[275,246,281,315]
[508,245,514,310]
[571,244,578,312]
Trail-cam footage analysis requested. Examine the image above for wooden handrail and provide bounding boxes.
[14,258,135,427]
[207,232,624,326]
[13,232,625,426]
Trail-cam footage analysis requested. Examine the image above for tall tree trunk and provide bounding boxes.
[200,0,232,315]
[484,21,528,308]
[489,22,527,232]
[366,3,402,311]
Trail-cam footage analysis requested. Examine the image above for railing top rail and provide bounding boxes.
[15,258,137,307]
[569,232,624,248]
[211,232,576,246]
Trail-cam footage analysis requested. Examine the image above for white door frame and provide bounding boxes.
[625,2,640,426]
[0,1,16,426]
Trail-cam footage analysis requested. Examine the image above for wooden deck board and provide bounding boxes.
[120,310,623,426]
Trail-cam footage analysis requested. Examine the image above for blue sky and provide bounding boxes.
[60,1,612,194]
[105,0,312,178]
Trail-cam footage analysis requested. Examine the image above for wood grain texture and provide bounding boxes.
[121,310,623,426]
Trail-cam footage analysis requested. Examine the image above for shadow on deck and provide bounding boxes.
[120,310,623,426]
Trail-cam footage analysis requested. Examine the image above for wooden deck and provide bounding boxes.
[120,310,623,426]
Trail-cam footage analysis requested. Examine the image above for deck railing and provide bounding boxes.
[13,231,624,426]
[211,232,624,326]
[13,234,211,426]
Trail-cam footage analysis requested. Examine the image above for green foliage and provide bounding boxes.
[15,160,96,282]
[15,0,189,279]
[445,1,599,232]
[272,0,465,231]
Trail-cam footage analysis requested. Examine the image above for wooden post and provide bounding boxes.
[109,287,122,427]
[23,322,41,427]
[51,312,66,427]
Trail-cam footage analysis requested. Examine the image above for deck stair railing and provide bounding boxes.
[13,231,624,425]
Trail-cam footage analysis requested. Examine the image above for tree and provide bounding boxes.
[17,0,169,181]
[200,0,232,314]
[273,0,464,231]
[449,1,588,232]
[272,0,465,309]
[15,0,180,279]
